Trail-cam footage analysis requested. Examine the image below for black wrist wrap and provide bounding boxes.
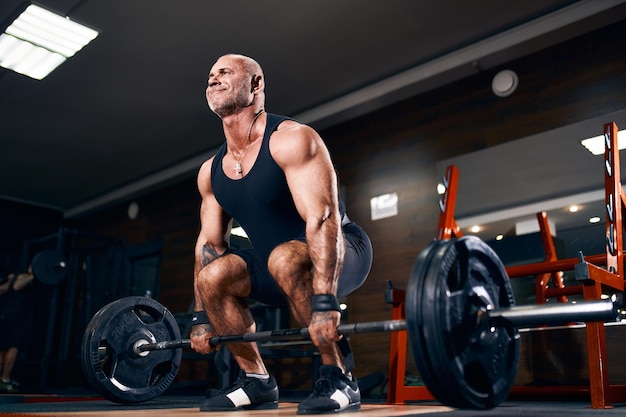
[311,294,341,312]
[191,311,211,326]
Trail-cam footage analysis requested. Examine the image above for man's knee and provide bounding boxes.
[267,241,311,280]
[197,254,249,296]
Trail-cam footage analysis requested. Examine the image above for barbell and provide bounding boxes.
[80,236,618,409]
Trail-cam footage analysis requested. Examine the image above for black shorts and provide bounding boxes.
[233,221,373,306]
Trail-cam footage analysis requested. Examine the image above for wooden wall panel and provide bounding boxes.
[72,178,201,312]
[70,21,626,383]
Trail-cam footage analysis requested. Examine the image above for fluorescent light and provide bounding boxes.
[0,4,98,80]
[581,130,626,155]
[0,34,66,80]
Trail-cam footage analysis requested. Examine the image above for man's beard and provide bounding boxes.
[209,86,251,118]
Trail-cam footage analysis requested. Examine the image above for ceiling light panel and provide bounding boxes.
[0,33,65,79]
[0,4,98,80]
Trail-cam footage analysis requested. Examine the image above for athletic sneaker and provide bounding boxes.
[199,371,279,412]
[297,365,361,414]
[0,379,18,393]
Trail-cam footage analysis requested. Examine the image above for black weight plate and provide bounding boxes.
[407,236,520,410]
[32,249,67,285]
[81,296,182,404]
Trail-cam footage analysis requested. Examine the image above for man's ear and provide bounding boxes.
[251,75,263,93]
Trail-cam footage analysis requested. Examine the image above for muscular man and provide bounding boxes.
[190,54,372,414]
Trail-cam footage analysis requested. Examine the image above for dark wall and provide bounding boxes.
[69,21,626,379]
[0,199,63,273]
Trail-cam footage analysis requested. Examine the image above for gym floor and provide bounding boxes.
[2,393,626,417]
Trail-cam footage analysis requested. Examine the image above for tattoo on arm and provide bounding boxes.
[201,244,221,267]
[311,311,336,324]
[190,324,213,338]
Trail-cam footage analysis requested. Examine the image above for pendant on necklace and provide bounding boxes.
[234,161,242,175]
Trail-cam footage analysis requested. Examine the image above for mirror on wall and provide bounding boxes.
[437,109,626,243]
[436,110,626,305]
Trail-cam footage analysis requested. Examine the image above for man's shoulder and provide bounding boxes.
[271,121,320,154]
[270,119,327,167]
[272,119,317,141]
[274,116,301,130]
[199,155,216,174]
[197,156,216,190]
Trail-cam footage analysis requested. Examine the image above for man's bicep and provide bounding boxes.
[288,148,339,224]
[273,124,339,222]
[196,163,232,269]
[197,195,231,251]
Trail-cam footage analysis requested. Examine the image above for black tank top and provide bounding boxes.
[211,113,308,263]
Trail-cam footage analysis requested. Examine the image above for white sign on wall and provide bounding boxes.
[370,192,398,221]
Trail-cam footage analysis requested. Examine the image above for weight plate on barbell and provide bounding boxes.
[406,236,520,409]
[31,249,66,286]
[81,296,182,404]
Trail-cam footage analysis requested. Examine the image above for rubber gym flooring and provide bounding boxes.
[2,393,626,417]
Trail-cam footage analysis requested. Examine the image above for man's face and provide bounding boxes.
[206,56,252,117]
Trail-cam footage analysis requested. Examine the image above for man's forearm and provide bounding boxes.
[307,210,344,295]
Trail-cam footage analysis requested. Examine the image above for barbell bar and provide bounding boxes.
[81,236,620,409]
[133,320,407,355]
[132,301,614,356]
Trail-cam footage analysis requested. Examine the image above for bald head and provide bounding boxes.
[227,54,262,77]
[219,54,264,92]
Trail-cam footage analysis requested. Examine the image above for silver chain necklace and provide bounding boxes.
[232,109,265,176]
